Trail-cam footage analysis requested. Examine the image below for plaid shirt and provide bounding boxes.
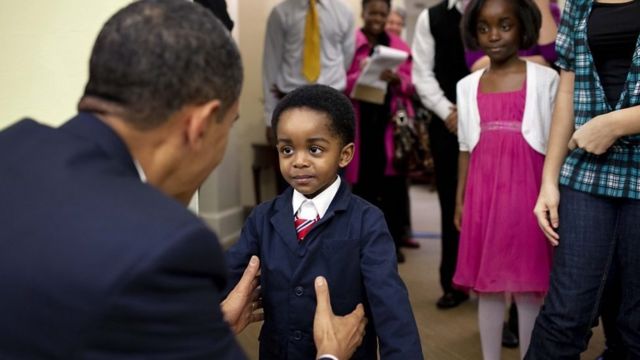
[556,0,640,198]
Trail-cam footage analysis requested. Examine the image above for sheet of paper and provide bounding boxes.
[351,45,409,104]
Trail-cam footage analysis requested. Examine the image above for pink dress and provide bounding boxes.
[452,80,553,294]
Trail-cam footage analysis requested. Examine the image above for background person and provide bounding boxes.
[454,0,557,357]
[411,0,470,309]
[528,0,640,357]
[345,0,415,264]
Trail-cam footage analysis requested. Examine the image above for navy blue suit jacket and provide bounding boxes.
[226,182,423,359]
[0,113,245,359]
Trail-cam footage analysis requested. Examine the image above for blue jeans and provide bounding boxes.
[525,186,640,359]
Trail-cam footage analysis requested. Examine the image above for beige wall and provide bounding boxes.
[0,1,131,129]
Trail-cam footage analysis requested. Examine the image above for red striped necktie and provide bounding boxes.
[295,214,319,241]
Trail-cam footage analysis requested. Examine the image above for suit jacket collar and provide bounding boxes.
[270,179,351,254]
[60,112,138,179]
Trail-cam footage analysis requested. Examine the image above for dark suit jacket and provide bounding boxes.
[0,113,245,359]
[226,182,423,360]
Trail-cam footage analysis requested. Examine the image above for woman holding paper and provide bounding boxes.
[344,0,414,263]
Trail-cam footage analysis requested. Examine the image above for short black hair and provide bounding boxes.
[83,0,242,129]
[271,85,355,146]
[461,0,541,51]
[362,0,392,9]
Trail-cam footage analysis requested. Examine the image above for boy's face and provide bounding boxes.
[276,108,354,198]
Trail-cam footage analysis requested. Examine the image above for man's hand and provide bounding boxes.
[221,256,263,334]
[444,107,458,134]
[313,276,367,360]
[568,114,619,155]
[533,183,560,246]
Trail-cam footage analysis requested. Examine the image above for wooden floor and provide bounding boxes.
[236,185,605,359]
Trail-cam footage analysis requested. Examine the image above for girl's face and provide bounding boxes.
[362,1,390,36]
[475,0,521,65]
[385,11,404,37]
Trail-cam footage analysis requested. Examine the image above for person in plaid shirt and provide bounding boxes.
[527,0,640,358]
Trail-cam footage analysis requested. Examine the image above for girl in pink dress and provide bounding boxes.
[453,0,559,358]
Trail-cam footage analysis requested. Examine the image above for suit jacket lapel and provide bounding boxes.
[270,188,299,255]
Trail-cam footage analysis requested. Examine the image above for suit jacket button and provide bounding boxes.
[294,330,302,340]
[294,286,304,296]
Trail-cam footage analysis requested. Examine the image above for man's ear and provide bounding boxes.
[338,142,355,168]
[185,99,221,147]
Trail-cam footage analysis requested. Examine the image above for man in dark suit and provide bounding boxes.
[0,1,365,359]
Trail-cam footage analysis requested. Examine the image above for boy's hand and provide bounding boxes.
[221,256,263,334]
[313,276,367,360]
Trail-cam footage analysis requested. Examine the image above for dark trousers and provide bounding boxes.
[353,176,408,251]
[600,263,629,359]
[526,186,640,359]
[428,117,461,294]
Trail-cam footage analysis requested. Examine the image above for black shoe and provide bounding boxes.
[501,323,519,348]
[401,238,421,249]
[436,292,469,309]
[596,348,630,360]
[396,250,406,263]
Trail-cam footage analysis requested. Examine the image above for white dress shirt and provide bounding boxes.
[411,0,465,121]
[292,176,341,219]
[263,0,356,125]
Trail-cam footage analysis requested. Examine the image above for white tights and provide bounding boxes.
[477,292,543,360]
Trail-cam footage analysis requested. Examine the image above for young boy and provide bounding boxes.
[225,85,423,360]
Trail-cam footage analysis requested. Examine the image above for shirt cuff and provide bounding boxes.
[317,354,339,360]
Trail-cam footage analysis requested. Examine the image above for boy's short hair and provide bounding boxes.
[271,85,355,146]
[461,0,541,51]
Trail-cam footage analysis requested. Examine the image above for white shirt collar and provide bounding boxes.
[448,0,465,12]
[292,176,341,219]
[133,159,147,183]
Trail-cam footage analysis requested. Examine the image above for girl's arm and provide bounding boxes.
[533,70,575,246]
[569,105,640,154]
[454,151,470,231]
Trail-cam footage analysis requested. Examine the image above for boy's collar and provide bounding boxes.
[292,176,341,219]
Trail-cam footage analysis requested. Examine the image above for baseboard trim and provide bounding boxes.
[199,206,244,247]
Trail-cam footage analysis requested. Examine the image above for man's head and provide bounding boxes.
[271,85,355,198]
[79,0,243,204]
[82,0,242,128]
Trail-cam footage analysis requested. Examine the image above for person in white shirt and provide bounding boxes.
[262,0,356,132]
[411,0,470,309]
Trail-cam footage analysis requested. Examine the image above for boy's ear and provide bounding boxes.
[338,142,355,168]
